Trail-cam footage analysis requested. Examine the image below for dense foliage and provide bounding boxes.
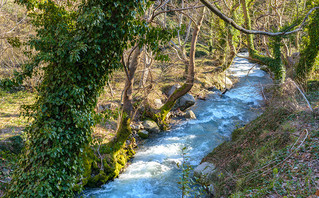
[5,0,152,197]
[296,1,319,84]
[1,0,318,197]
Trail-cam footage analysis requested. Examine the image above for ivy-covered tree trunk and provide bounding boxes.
[5,1,147,197]
[295,8,319,84]
[160,8,205,121]
[239,0,286,83]
[240,0,255,57]
[222,2,241,71]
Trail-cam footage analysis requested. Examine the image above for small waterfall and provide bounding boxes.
[83,53,272,198]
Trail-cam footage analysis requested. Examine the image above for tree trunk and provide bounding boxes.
[160,8,205,121]
[110,47,141,152]
[295,8,319,85]
[240,0,255,56]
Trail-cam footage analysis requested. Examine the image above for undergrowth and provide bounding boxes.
[202,79,319,197]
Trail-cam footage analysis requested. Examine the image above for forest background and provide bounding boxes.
[0,0,318,197]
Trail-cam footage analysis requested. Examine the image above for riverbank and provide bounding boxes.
[197,79,319,197]
[0,53,233,195]
[81,53,273,197]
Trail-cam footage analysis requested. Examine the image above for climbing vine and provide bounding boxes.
[296,1,319,84]
[4,0,167,197]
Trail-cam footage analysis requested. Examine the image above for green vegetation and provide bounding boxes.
[0,0,318,197]
[296,6,319,85]
[4,1,151,197]
[202,81,319,197]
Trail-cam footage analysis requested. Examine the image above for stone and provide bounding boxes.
[143,120,160,133]
[222,77,233,89]
[260,65,269,72]
[208,184,215,196]
[154,99,163,108]
[2,168,10,175]
[130,123,142,131]
[239,48,248,53]
[137,130,149,139]
[194,162,216,184]
[185,110,196,119]
[98,103,117,112]
[167,84,181,96]
[174,93,196,111]
[208,86,222,94]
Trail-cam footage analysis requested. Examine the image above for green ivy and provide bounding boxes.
[295,2,319,84]
[4,0,175,197]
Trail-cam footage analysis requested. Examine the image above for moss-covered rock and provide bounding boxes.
[79,136,137,189]
[137,130,149,139]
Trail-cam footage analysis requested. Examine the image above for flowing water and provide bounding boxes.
[84,53,272,198]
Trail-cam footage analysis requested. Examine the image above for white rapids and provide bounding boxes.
[83,53,272,198]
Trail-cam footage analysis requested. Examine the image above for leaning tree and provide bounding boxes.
[5,0,158,197]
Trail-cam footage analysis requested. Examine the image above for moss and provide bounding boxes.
[86,170,110,188]
[251,37,286,83]
[295,8,319,84]
[137,131,148,139]
[80,128,137,189]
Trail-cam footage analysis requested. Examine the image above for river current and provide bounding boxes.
[84,53,272,198]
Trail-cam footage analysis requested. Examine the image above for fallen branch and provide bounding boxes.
[0,179,8,184]
[259,82,267,101]
[292,81,313,112]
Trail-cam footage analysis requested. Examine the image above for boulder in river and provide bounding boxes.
[185,110,196,119]
[137,130,149,139]
[166,84,196,111]
[143,120,160,133]
[194,162,216,184]
[222,77,233,89]
[174,93,196,111]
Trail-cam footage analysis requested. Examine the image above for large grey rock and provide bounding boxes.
[137,130,149,139]
[194,162,216,184]
[185,110,196,119]
[175,93,196,111]
[143,120,160,133]
[167,84,181,96]
[167,84,195,111]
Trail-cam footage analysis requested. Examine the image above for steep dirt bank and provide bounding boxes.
[198,79,319,197]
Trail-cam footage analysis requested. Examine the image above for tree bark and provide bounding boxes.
[160,8,206,120]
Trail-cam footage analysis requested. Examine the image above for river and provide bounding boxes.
[83,53,272,198]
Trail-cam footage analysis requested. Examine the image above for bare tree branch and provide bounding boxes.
[200,0,319,36]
